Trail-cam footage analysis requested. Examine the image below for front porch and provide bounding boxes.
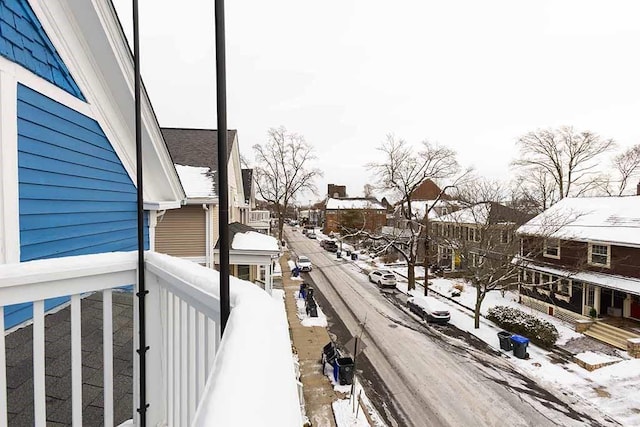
[0,251,301,426]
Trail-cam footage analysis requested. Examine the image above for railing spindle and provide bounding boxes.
[103,290,114,427]
[71,295,82,426]
[180,300,188,426]
[0,306,7,427]
[188,307,196,423]
[173,294,181,426]
[33,300,46,426]
[196,311,205,396]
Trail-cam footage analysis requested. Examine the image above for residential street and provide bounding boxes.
[285,227,619,427]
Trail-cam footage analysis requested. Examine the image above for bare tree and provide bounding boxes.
[430,181,529,327]
[253,127,322,240]
[363,184,375,198]
[512,126,615,204]
[598,144,640,196]
[511,166,556,212]
[367,134,470,290]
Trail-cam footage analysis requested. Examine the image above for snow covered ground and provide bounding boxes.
[387,265,640,425]
[297,228,640,425]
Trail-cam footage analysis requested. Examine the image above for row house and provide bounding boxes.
[159,127,277,293]
[431,202,531,271]
[516,196,640,323]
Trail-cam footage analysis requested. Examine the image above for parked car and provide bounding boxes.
[297,255,313,272]
[368,270,397,289]
[407,296,450,324]
[321,240,338,252]
[307,232,317,239]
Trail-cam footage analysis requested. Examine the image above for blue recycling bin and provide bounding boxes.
[299,283,307,299]
[510,335,530,359]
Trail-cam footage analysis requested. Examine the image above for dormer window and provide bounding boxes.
[543,239,560,259]
[589,243,610,268]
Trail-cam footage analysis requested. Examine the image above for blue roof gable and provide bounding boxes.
[0,0,85,100]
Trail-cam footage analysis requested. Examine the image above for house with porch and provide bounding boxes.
[0,0,300,425]
[158,128,277,291]
[515,195,640,351]
[431,202,530,271]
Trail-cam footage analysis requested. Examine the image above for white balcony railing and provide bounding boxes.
[248,210,271,226]
[0,251,301,427]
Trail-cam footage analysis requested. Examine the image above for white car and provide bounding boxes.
[407,296,450,324]
[368,269,397,289]
[297,255,313,272]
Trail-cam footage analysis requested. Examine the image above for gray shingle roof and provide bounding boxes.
[161,128,237,174]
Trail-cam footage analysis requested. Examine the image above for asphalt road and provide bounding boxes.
[285,227,619,427]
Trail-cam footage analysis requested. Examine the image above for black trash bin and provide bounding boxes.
[336,251,342,259]
[336,357,354,385]
[322,342,340,365]
[497,331,512,351]
[307,304,318,318]
[346,249,352,256]
[351,253,358,260]
[510,335,530,359]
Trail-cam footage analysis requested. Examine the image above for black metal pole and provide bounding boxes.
[215,0,230,332]
[133,0,149,423]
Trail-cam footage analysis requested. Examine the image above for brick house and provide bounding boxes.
[515,196,640,323]
[323,197,387,234]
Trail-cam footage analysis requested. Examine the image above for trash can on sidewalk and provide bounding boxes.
[322,342,340,365]
[299,283,308,299]
[346,249,352,256]
[336,357,355,385]
[336,251,342,259]
[497,331,512,351]
[351,253,358,260]
[510,335,530,359]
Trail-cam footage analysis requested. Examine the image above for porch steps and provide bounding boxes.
[584,321,640,350]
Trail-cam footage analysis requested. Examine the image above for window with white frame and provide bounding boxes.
[543,239,560,259]
[589,243,610,267]
[557,279,571,296]
[500,229,510,244]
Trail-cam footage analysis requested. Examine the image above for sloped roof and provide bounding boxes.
[214,222,279,252]
[174,165,216,199]
[326,198,385,210]
[517,196,640,246]
[242,169,253,204]
[432,202,531,225]
[398,199,456,220]
[161,128,236,176]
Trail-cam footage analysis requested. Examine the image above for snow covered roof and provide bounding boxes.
[516,256,640,296]
[517,196,640,247]
[175,164,217,199]
[398,199,455,219]
[232,231,279,252]
[326,197,385,210]
[431,202,530,226]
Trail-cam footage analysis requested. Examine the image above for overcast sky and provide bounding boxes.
[114,0,640,202]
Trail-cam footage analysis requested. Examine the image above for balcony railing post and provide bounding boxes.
[144,271,166,425]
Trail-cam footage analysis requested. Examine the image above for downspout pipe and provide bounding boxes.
[215,0,230,333]
[133,1,149,423]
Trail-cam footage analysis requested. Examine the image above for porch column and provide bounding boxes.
[265,261,272,295]
[624,294,632,318]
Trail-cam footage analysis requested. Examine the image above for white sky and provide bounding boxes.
[114,0,640,200]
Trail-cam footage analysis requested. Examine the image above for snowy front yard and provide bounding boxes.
[388,267,640,426]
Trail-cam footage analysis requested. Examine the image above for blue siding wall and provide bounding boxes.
[5,84,148,328]
[0,0,84,100]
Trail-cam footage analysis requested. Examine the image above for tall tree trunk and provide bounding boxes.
[474,284,485,329]
[277,205,284,241]
[407,262,416,291]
